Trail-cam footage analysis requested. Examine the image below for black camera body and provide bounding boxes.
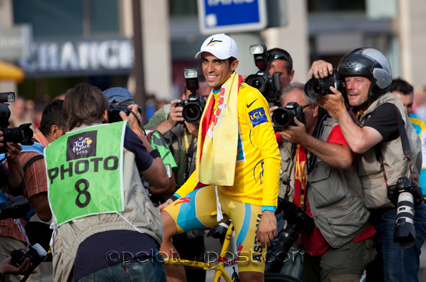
[305,69,344,99]
[265,199,315,273]
[107,100,142,124]
[175,67,206,124]
[108,103,132,123]
[245,44,281,103]
[0,93,34,153]
[388,176,423,248]
[272,102,305,128]
[11,243,47,273]
[246,71,281,103]
[175,95,206,124]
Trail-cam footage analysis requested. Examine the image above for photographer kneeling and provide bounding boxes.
[275,82,375,281]
[45,83,169,282]
[312,48,426,282]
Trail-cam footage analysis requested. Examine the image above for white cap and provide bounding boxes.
[195,33,238,60]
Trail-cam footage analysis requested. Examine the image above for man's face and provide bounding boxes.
[282,88,318,135]
[201,53,238,91]
[183,81,212,101]
[344,76,371,107]
[268,59,294,90]
[392,91,413,116]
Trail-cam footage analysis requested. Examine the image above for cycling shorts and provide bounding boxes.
[164,185,266,273]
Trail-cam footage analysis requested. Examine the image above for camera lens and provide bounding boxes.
[393,191,416,248]
[305,78,327,99]
[272,108,295,127]
[183,104,201,123]
[246,75,266,93]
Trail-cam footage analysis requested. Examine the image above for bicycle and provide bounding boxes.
[164,212,301,282]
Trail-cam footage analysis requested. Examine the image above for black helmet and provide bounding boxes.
[338,48,392,103]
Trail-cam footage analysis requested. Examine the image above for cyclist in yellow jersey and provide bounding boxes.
[159,34,281,282]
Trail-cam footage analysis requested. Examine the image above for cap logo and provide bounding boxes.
[207,38,222,47]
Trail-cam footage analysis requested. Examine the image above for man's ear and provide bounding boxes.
[50,125,62,140]
[230,59,239,72]
[103,109,108,122]
[312,104,319,118]
[289,69,295,82]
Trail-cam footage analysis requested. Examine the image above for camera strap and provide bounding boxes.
[374,104,415,188]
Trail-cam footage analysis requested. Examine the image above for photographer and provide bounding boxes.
[103,87,177,198]
[276,82,375,281]
[267,48,294,96]
[45,83,168,282]
[145,75,211,188]
[312,48,426,282]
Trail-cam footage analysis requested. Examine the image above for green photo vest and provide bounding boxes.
[45,122,127,226]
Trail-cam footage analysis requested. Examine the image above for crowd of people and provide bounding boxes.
[0,33,425,282]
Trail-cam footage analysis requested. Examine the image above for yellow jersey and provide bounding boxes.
[175,83,281,208]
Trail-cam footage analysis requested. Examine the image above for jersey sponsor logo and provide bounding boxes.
[246,99,258,108]
[207,38,222,47]
[66,131,97,161]
[249,108,268,127]
[174,197,191,206]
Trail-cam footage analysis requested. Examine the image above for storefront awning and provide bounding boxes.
[0,61,24,82]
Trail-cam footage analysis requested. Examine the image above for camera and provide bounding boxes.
[305,69,344,99]
[265,199,315,273]
[387,177,423,248]
[245,44,281,103]
[271,102,305,128]
[0,92,34,153]
[175,68,206,124]
[0,196,30,220]
[108,100,142,123]
[11,243,47,277]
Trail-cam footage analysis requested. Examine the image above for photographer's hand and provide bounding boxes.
[280,118,308,145]
[308,60,334,80]
[0,257,35,276]
[316,87,346,116]
[120,104,144,137]
[168,99,184,126]
[256,211,277,248]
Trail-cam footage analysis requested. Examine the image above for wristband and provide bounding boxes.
[149,149,160,159]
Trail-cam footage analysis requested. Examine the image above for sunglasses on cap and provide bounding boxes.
[269,52,293,69]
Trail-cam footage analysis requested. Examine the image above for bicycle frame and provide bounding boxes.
[165,222,237,282]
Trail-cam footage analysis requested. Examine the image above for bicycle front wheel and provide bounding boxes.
[264,273,302,282]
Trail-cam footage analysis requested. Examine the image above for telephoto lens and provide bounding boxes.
[393,191,416,248]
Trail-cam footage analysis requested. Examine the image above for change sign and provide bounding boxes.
[198,0,267,35]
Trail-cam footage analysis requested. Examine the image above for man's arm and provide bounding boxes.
[245,92,280,247]
[120,107,169,189]
[316,88,383,154]
[29,192,51,222]
[281,118,353,170]
[25,158,51,222]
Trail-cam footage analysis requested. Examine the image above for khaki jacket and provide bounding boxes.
[51,124,163,282]
[358,93,422,209]
[280,117,370,248]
